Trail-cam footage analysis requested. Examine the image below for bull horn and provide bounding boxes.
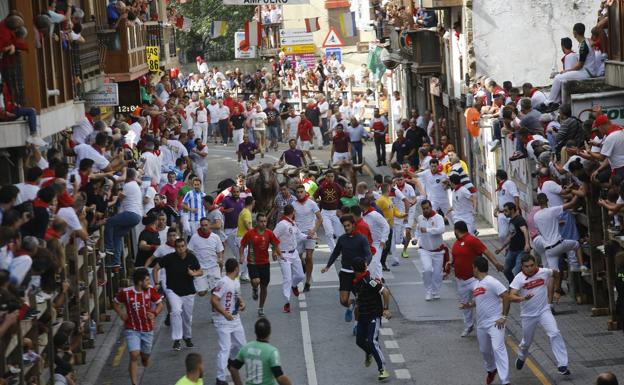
[309,170,320,176]
[272,164,281,171]
[353,163,364,170]
[331,164,341,171]
[248,164,260,173]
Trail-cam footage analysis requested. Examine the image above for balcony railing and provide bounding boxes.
[260,23,281,58]
[71,22,104,98]
[99,24,148,81]
[145,22,178,69]
[421,0,462,7]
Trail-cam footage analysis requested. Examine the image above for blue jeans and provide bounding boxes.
[208,123,218,138]
[492,119,501,141]
[105,211,141,265]
[351,141,363,164]
[504,250,525,283]
[125,329,154,354]
[267,125,279,141]
[14,107,37,135]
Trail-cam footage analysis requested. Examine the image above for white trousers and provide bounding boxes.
[214,319,247,381]
[225,229,248,278]
[166,289,195,341]
[453,214,475,235]
[392,222,405,264]
[518,311,568,368]
[279,250,305,303]
[477,325,510,384]
[456,277,477,329]
[547,70,591,104]
[312,126,323,148]
[497,213,510,243]
[194,266,221,293]
[532,235,546,263]
[369,242,383,280]
[321,209,343,251]
[194,122,208,144]
[419,249,444,295]
[332,152,350,165]
[192,162,207,185]
[544,239,579,272]
[233,128,244,146]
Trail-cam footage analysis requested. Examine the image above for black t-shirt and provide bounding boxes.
[509,215,528,251]
[579,39,589,63]
[392,138,409,163]
[279,102,290,119]
[305,107,321,126]
[264,108,280,126]
[354,273,384,316]
[158,252,200,296]
[135,229,161,267]
[146,205,179,227]
[231,114,246,130]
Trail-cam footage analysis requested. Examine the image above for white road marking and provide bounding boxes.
[394,369,411,379]
[299,301,307,308]
[299,293,306,300]
[389,353,405,363]
[300,311,318,385]
[379,328,394,336]
[383,271,395,279]
[384,340,399,349]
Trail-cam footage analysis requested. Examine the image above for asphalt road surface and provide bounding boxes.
[95,142,548,385]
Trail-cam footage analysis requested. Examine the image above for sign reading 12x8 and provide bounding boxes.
[223,0,309,4]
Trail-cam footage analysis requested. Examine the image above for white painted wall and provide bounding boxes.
[472,0,599,86]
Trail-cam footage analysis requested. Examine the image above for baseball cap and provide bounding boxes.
[593,114,609,128]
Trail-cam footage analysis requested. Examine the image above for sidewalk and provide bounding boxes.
[362,147,624,384]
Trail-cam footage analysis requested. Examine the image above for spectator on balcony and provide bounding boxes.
[0,81,46,146]
[73,132,121,173]
[105,167,143,268]
[543,23,597,110]
[14,167,42,204]
[108,0,127,28]
[72,107,100,145]
[555,104,585,156]
[56,193,88,247]
[559,37,579,75]
[575,115,624,184]
[416,7,437,29]
[47,0,73,27]
[521,83,547,110]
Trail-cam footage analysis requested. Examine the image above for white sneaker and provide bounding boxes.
[425,292,432,301]
[27,135,47,147]
[36,292,52,303]
[487,139,500,152]
[580,265,591,277]
[432,293,441,300]
[460,325,474,337]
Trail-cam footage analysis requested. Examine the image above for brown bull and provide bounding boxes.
[330,160,363,188]
[247,163,280,222]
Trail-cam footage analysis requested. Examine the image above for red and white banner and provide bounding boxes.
[304,17,320,33]
[244,21,262,47]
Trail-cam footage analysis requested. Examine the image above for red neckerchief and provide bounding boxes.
[165,241,176,247]
[15,249,29,257]
[424,210,436,219]
[454,184,462,191]
[525,268,539,280]
[33,198,49,209]
[561,51,574,68]
[196,143,206,151]
[523,134,535,145]
[495,180,505,192]
[364,207,375,215]
[607,124,623,135]
[154,149,161,156]
[281,215,295,225]
[78,171,90,188]
[353,271,369,284]
[302,177,312,184]
[198,228,212,238]
[26,181,37,186]
[396,182,405,191]
[45,227,61,240]
[297,192,309,203]
[528,88,538,97]
[145,225,159,234]
[537,176,550,189]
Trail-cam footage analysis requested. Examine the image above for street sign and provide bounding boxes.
[234,31,256,59]
[280,28,314,45]
[84,83,119,107]
[223,0,309,4]
[281,44,316,54]
[322,27,344,48]
[324,47,342,63]
[146,46,160,72]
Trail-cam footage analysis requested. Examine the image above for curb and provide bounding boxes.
[77,316,124,385]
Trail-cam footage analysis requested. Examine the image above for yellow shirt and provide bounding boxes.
[443,160,469,175]
[375,195,403,227]
[237,208,252,237]
[175,376,203,385]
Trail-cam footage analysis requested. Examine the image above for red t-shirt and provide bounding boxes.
[314,181,343,210]
[332,132,349,153]
[354,218,376,255]
[298,120,313,141]
[451,233,486,280]
[240,228,280,265]
[115,287,162,332]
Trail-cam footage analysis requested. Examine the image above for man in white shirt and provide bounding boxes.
[74,133,113,173]
[72,116,94,145]
[494,170,520,242]
[351,95,366,122]
[339,99,352,121]
[414,200,446,301]
[448,174,477,234]
[207,98,221,144]
[391,91,402,131]
[462,256,511,385]
[216,99,230,145]
[285,108,301,141]
[273,205,309,313]
[578,115,624,183]
[211,259,247,385]
[188,218,224,296]
[508,254,570,376]
[293,186,323,292]
[391,175,416,261]
[105,168,143,267]
[533,193,587,297]
[140,142,161,186]
[317,94,330,146]
[329,111,349,136]
[418,159,450,217]
[128,117,146,148]
[360,197,389,280]
[193,101,209,144]
[14,167,42,204]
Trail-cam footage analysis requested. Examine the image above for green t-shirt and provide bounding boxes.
[304,180,318,196]
[236,341,281,385]
[175,376,203,385]
[340,196,359,208]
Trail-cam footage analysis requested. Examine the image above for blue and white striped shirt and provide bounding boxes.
[183,190,206,222]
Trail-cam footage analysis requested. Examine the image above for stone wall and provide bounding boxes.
[471,0,599,86]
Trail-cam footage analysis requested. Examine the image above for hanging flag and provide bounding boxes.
[244,21,262,47]
[304,17,320,33]
[338,12,356,37]
[182,17,192,32]
[211,21,228,38]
